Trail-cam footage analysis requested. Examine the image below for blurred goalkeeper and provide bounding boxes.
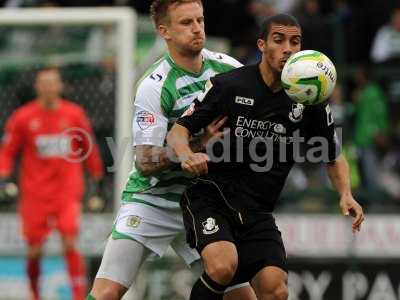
[0,67,104,300]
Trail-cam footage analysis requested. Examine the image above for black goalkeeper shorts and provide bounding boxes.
[180,178,287,284]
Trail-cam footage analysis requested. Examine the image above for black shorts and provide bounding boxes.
[180,178,287,284]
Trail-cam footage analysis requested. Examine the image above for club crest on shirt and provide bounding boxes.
[29,119,41,131]
[136,111,156,130]
[59,119,69,130]
[289,103,304,123]
[202,217,219,235]
[126,215,141,228]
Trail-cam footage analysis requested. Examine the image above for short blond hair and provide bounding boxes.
[150,0,203,26]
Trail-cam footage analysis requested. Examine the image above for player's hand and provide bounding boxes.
[181,153,210,176]
[87,195,105,212]
[0,178,19,203]
[86,178,105,212]
[201,116,229,148]
[339,194,364,233]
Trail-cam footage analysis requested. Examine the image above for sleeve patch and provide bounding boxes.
[136,111,156,130]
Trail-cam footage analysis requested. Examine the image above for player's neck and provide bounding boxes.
[37,97,60,109]
[259,62,282,93]
[169,49,203,74]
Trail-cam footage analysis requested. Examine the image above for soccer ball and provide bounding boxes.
[281,50,337,105]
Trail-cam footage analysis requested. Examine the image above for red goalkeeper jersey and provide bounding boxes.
[0,99,104,202]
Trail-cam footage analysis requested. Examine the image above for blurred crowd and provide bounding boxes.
[1,0,400,211]
[1,0,399,62]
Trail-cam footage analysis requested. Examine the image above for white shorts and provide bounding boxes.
[98,202,249,291]
[112,202,199,265]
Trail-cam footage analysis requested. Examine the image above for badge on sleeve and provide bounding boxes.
[136,111,156,130]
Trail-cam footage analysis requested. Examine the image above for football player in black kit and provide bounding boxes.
[167,14,364,300]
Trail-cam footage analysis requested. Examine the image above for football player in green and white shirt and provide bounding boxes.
[87,1,257,300]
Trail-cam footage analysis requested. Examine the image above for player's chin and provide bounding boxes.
[276,64,284,73]
[192,40,204,50]
[188,44,204,55]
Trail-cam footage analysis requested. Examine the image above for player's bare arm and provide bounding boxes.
[326,154,365,232]
[136,116,226,176]
[167,123,209,176]
[135,145,175,177]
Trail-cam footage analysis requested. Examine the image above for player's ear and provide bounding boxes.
[257,38,266,52]
[158,24,170,40]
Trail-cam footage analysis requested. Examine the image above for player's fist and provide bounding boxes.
[181,153,210,176]
[0,178,19,203]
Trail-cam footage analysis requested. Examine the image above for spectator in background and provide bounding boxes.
[331,0,367,63]
[248,0,277,25]
[329,83,361,190]
[330,83,350,130]
[248,0,297,18]
[294,0,333,58]
[371,6,400,63]
[0,67,104,300]
[233,0,277,64]
[352,66,389,191]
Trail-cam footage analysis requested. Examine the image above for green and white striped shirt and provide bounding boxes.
[123,48,242,208]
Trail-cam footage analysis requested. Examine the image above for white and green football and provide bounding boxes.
[281,50,337,105]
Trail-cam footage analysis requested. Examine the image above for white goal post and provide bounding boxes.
[0,8,136,210]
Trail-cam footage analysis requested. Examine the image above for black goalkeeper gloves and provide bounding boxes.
[0,178,19,203]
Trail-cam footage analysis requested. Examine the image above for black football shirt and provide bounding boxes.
[177,64,340,213]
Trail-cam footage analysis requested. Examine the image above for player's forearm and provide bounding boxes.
[326,154,352,197]
[85,144,105,179]
[167,124,194,163]
[135,127,201,177]
[135,145,177,176]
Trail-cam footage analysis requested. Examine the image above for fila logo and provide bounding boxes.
[235,96,254,106]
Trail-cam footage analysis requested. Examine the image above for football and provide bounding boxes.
[281,50,337,105]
